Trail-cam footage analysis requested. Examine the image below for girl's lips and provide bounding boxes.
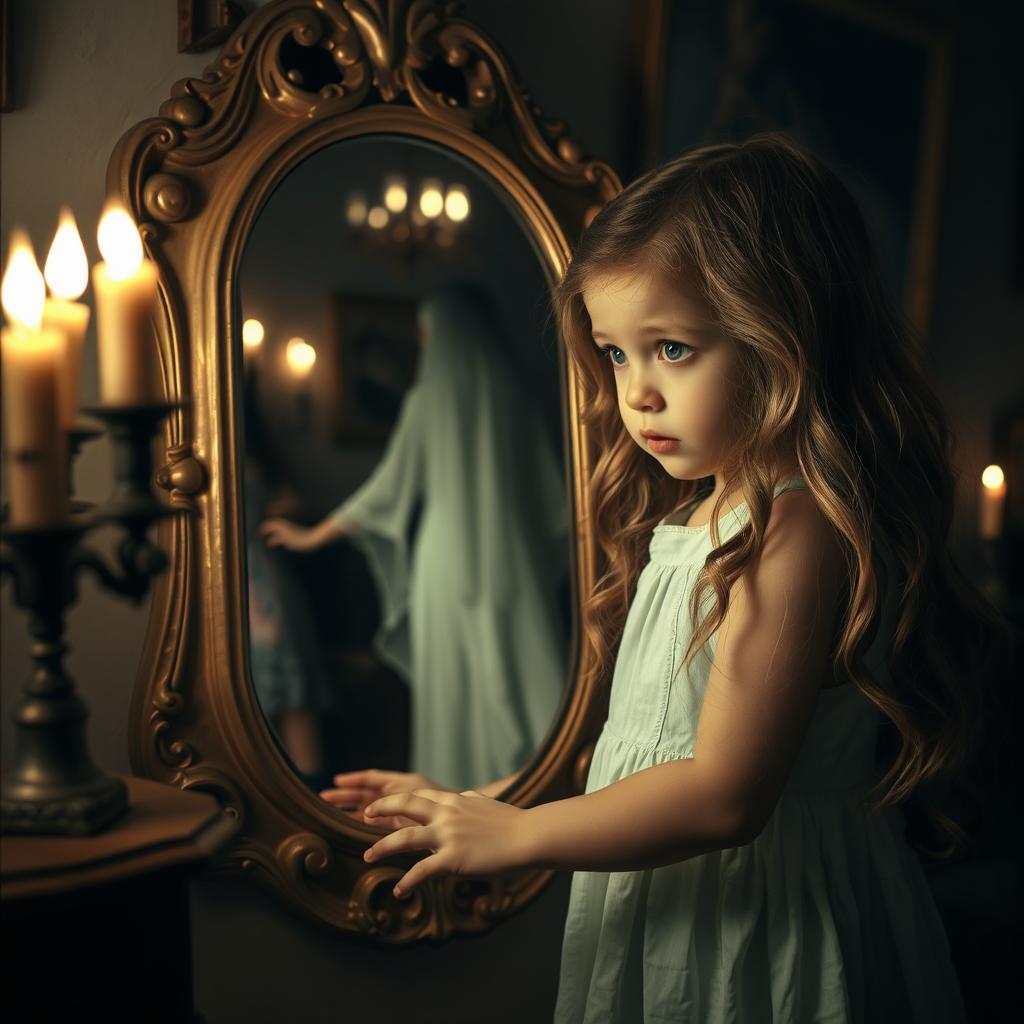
[645,436,680,453]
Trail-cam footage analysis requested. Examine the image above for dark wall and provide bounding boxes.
[1,2,1020,1022]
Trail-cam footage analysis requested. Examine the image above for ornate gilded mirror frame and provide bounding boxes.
[116,0,621,942]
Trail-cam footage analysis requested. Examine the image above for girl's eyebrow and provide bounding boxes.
[592,324,709,340]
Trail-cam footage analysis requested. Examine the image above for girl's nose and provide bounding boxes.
[624,375,664,412]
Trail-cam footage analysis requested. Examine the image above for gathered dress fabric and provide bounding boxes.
[554,475,966,1023]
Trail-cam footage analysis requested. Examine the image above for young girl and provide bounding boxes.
[320,133,1007,1022]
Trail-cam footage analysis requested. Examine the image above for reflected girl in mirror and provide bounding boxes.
[260,282,571,792]
[243,370,333,790]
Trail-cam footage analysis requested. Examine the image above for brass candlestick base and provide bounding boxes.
[0,522,128,835]
[1,400,187,835]
[3,770,128,837]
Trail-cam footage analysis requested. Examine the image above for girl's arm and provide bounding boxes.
[519,487,847,872]
[259,512,356,552]
[520,757,749,871]
[474,772,520,799]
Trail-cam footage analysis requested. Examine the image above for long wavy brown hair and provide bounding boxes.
[552,132,1011,862]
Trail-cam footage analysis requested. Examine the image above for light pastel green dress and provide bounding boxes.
[554,474,967,1023]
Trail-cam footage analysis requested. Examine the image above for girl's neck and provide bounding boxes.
[707,459,802,507]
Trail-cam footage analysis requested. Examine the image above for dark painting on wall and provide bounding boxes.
[649,0,952,339]
[326,292,420,443]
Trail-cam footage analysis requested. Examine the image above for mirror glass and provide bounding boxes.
[238,135,573,797]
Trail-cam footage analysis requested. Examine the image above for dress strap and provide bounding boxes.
[773,474,807,496]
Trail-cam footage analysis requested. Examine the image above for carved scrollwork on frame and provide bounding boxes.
[119,0,620,943]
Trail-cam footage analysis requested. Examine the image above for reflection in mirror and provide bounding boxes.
[238,136,573,800]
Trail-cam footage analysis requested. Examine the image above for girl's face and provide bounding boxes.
[582,266,741,481]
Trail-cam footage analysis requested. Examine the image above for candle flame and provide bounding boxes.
[1,229,46,330]
[97,202,144,280]
[346,193,368,226]
[242,318,265,349]
[982,464,1005,490]
[419,179,444,219]
[285,337,316,378]
[44,207,89,300]
[384,175,408,214]
[444,184,470,222]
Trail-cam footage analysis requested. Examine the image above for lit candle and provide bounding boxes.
[418,178,444,219]
[92,202,160,405]
[242,317,265,368]
[1,231,69,526]
[285,336,316,380]
[979,464,1006,540]
[42,208,92,430]
[444,183,470,222]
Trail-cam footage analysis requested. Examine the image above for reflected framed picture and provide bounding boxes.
[326,292,420,443]
[630,0,953,340]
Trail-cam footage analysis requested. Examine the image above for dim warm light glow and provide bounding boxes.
[346,193,368,226]
[97,203,144,280]
[367,206,389,230]
[44,208,89,300]
[285,336,316,377]
[384,175,408,214]
[242,318,265,349]
[1,230,46,330]
[419,178,444,219]
[444,184,470,222]
[982,464,1005,490]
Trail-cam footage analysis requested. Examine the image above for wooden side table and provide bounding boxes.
[2,774,238,1024]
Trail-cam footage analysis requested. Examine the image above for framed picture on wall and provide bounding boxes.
[630,0,953,340]
[325,292,420,443]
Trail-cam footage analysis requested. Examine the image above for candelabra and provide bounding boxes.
[345,176,470,274]
[0,400,186,836]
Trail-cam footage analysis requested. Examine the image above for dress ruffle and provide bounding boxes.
[556,731,964,1023]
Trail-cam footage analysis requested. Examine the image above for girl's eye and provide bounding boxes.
[596,341,695,367]
[660,341,694,363]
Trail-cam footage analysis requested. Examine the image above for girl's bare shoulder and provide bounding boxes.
[763,486,846,576]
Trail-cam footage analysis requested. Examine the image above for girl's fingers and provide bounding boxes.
[331,775,379,792]
[363,824,435,863]
[333,770,387,786]
[392,853,447,899]
[318,788,364,806]
[364,792,437,821]
[320,785,377,802]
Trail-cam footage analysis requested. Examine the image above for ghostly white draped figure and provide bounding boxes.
[329,282,570,792]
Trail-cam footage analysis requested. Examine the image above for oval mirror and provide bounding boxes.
[121,0,621,941]
[238,135,573,796]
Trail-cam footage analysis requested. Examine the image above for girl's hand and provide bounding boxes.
[319,769,456,829]
[361,788,532,898]
[258,517,317,552]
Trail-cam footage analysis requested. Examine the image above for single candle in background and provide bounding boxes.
[979,464,1006,540]
[92,201,160,405]
[1,231,69,526]
[42,207,92,429]
[242,317,265,370]
[285,336,316,380]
